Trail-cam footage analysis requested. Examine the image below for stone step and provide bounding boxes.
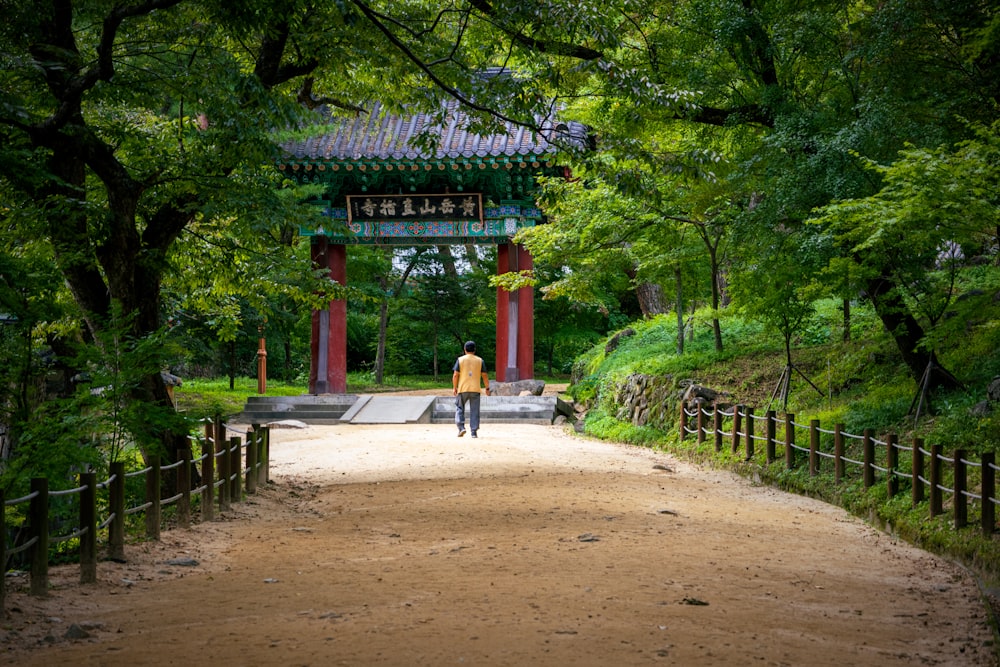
[241,394,358,424]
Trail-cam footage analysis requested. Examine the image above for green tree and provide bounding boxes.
[813,122,1000,410]
[544,0,999,388]
[0,1,612,462]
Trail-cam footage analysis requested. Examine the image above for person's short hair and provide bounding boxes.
[464,340,476,353]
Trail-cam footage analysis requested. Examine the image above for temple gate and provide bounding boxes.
[279,100,587,394]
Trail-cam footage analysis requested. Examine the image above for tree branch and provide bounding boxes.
[349,0,543,131]
[466,0,603,60]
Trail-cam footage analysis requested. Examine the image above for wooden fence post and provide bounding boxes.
[29,477,48,597]
[929,444,943,518]
[834,424,845,483]
[954,449,967,530]
[982,452,995,536]
[218,435,230,512]
[713,403,723,453]
[201,426,215,522]
[696,404,706,445]
[744,407,755,460]
[886,433,899,498]
[80,472,97,584]
[246,429,258,495]
[108,462,125,562]
[229,436,242,503]
[263,427,271,485]
[731,405,743,453]
[784,413,796,470]
[809,419,820,476]
[679,401,688,441]
[145,456,161,540]
[862,429,875,489]
[177,446,191,529]
[1,489,6,612]
[912,437,925,506]
[765,410,776,464]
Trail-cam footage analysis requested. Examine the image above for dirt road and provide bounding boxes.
[3,420,996,665]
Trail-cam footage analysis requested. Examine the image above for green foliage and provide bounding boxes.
[176,377,306,421]
[582,409,666,448]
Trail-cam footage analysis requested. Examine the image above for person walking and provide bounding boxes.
[452,340,490,438]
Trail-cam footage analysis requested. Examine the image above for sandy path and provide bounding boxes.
[2,420,996,666]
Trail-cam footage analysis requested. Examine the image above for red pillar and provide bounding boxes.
[310,238,348,394]
[495,243,534,382]
[496,244,511,381]
[517,247,534,380]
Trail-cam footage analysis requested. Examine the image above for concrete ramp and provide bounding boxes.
[340,395,437,424]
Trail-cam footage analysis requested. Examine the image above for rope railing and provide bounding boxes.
[1,422,270,613]
[50,484,87,497]
[677,400,997,538]
[5,490,39,506]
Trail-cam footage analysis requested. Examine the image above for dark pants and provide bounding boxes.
[455,392,481,432]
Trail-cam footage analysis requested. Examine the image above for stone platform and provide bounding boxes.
[241,394,574,426]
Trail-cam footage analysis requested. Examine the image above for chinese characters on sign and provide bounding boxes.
[347,193,483,223]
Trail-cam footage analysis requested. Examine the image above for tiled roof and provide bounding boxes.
[282,99,589,163]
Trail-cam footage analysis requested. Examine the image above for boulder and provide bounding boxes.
[681,384,730,406]
[605,328,636,355]
[988,376,1000,404]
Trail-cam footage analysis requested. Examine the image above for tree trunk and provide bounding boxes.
[842,298,851,343]
[864,274,961,390]
[464,245,480,270]
[375,278,389,385]
[437,245,459,278]
[634,281,667,317]
[674,266,684,355]
[709,251,724,352]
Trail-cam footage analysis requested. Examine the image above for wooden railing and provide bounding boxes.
[0,421,270,613]
[679,402,996,535]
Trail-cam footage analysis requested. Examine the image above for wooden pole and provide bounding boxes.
[1,490,6,612]
[229,436,242,503]
[218,435,230,512]
[145,456,161,540]
[696,404,706,445]
[744,407,754,460]
[257,327,267,394]
[731,405,742,453]
[679,401,688,441]
[784,413,796,470]
[201,425,215,522]
[80,472,97,584]
[982,452,995,536]
[246,429,258,495]
[809,419,820,476]
[886,433,899,498]
[29,477,49,597]
[262,426,270,485]
[862,429,875,489]
[108,462,126,562]
[177,446,191,529]
[765,410,776,464]
[834,424,844,483]
[713,403,723,453]
[929,444,943,518]
[954,449,967,529]
[912,437,925,506]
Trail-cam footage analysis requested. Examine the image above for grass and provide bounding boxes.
[570,297,1000,586]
